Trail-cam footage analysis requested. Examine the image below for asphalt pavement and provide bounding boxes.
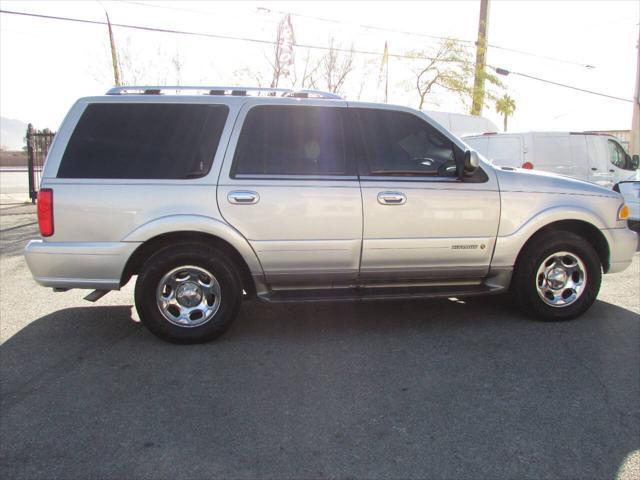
[1,210,638,480]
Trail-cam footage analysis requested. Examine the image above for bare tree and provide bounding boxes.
[319,39,355,94]
[118,38,171,85]
[172,50,184,86]
[233,66,266,88]
[268,14,296,88]
[296,48,321,89]
[233,14,297,89]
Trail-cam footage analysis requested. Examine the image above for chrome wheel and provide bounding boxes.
[156,265,221,327]
[536,251,587,307]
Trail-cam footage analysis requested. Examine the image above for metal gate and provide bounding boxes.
[26,124,55,203]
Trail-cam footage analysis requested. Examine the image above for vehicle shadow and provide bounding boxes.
[1,296,638,479]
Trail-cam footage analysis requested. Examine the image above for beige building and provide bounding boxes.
[587,130,632,152]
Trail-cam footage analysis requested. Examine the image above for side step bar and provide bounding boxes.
[260,284,504,303]
[84,289,110,302]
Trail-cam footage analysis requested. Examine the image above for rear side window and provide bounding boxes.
[352,108,458,177]
[58,103,229,179]
[232,105,351,176]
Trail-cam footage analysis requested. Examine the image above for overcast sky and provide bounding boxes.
[1,0,638,134]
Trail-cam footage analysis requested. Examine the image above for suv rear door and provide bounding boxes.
[351,105,500,284]
[217,100,362,289]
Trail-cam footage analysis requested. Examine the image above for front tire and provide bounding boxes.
[512,231,602,321]
[135,243,242,343]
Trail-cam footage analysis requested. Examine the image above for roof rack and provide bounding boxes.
[105,86,342,99]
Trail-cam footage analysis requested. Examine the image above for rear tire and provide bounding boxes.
[134,243,242,344]
[512,231,601,321]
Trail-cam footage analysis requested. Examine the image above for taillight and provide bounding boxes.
[522,162,534,170]
[37,188,54,237]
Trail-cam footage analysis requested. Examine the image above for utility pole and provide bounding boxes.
[376,42,389,103]
[384,43,389,103]
[105,10,122,86]
[471,0,490,116]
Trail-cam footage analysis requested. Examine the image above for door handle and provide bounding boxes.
[228,190,260,204]
[377,191,406,205]
[591,167,598,171]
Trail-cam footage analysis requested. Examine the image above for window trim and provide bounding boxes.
[232,173,359,181]
[229,104,356,180]
[358,175,461,183]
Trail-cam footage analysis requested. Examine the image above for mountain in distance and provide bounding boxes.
[0,117,28,151]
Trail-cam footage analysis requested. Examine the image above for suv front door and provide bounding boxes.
[351,106,500,284]
[218,101,362,289]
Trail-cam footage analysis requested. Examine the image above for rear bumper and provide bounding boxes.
[24,240,140,290]
[603,227,638,274]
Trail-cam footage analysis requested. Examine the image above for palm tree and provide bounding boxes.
[495,94,516,132]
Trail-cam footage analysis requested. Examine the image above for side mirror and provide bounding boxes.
[460,150,480,178]
[631,154,639,170]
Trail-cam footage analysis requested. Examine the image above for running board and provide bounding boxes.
[259,284,503,303]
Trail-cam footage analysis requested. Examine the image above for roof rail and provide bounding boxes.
[105,86,342,99]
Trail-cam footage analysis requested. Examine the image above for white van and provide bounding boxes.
[463,132,638,188]
[424,110,498,137]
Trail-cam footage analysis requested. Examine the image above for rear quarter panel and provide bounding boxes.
[40,96,243,243]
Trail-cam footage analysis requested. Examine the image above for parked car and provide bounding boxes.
[25,86,637,343]
[614,172,640,231]
[463,131,638,188]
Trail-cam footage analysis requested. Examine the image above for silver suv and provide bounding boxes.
[25,86,637,343]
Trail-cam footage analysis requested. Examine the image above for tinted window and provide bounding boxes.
[58,103,228,179]
[232,105,351,176]
[353,109,458,177]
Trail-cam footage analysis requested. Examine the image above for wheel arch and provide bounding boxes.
[119,215,265,296]
[514,219,610,273]
[121,231,259,296]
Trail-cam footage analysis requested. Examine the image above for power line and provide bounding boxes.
[253,5,596,68]
[257,6,466,44]
[0,8,631,103]
[492,66,633,102]
[0,8,464,63]
[124,1,236,18]
[487,44,595,69]
[124,0,468,43]
[125,1,596,68]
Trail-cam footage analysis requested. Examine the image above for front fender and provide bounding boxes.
[492,205,608,269]
[122,214,264,276]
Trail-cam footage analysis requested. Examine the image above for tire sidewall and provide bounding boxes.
[135,245,241,343]
[515,232,601,321]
